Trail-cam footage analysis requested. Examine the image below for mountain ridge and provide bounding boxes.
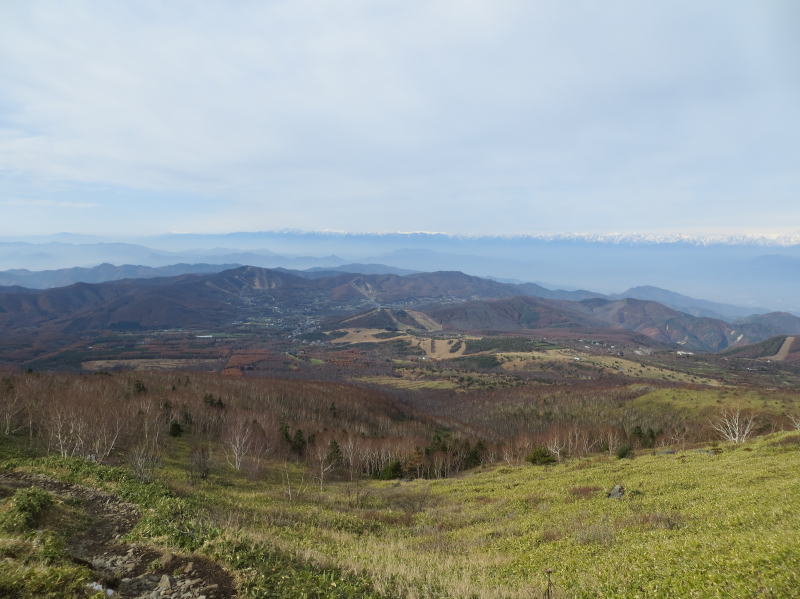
[2,266,799,354]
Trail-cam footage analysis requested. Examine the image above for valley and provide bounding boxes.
[2,265,800,599]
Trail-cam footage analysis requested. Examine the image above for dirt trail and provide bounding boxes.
[0,472,236,598]
[766,336,795,361]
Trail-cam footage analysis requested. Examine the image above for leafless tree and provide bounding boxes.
[188,445,211,483]
[545,431,566,462]
[340,435,362,481]
[603,428,621,456]
[788,413,800,431]
[0,378,24,436]
[127,400,162,481]
[222,413,254,471]
[282,461,309,501]
[711,409,755,444]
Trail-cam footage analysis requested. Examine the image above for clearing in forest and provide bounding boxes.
[764,336,795,361]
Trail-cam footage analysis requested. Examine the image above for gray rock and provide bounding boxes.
[607,484,625,499]
[160,552,176,568]
[158,574,174,590]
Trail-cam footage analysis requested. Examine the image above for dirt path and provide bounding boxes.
[766,336,795,361]
[0,472,236,598]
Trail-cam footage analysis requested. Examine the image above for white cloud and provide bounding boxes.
[0,198,98,209]
[0,1,798,234]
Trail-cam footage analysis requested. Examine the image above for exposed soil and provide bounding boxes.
[0,471,236,598]
[766,336,796,362]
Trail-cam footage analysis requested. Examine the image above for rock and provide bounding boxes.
[184,561,194,574]
[158,574,174,590]
[607,484,625,499]
[160,552,176,568]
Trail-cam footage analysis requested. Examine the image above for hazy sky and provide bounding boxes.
[1,1,798,236]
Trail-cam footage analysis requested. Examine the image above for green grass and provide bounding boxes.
[0,439,384,599]
[464,337,557,354]
[0,484,94,598]
[187,433,800,598]
[630,387,797,416]
[2,432,800,598]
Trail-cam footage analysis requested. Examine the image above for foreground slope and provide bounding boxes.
[2,432,799,598]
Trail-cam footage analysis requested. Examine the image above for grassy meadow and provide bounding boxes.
[2,430,800,598]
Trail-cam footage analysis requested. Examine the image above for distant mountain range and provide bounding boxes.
[0,262,772,323]
[2,232,800,313]
[0,262,417,288]
[2,265,800,354]
[0,263,239,288]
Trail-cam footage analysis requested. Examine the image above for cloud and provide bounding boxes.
[0,198,98,209]
[0,1,798,235]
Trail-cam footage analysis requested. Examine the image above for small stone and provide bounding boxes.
[158,574,174,590]
[607,484,625,499]
[159,552,175,568]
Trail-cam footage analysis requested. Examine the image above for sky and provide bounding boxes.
[1,1,799,237]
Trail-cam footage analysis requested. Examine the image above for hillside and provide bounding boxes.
[724,335,800,362]
[423,295,601,332]
[735,312,800,340]
[2,266,800,359]
[574,298,745,351]
[413,296,751,351]
[614,285,769,320]
[1,368,799,599]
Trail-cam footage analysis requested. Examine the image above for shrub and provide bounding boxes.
[376,460,403,480]
[168,421,183,437]
[526,447,556,465]
[616,444,634,459]
[0,488,53,532]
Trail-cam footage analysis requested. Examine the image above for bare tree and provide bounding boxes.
[0,378,24,436]
[311,436,342,490]
[222,413,254,471]
[127,400,162,481]
[188,445,211,483]
[789,413,800,431]
[711,409,755,444]
[282,461,309,501]
[545,431,566,462]
[340,435,362,481]
[603,428,621,456]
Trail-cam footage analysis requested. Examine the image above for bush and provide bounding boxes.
[616,444,634,459]
[526,447,556,465]
[0,488,53,532]
[376,460,403,480]
[168,421,183,437]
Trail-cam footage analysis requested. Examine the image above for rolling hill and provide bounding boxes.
[1,266,799,354]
